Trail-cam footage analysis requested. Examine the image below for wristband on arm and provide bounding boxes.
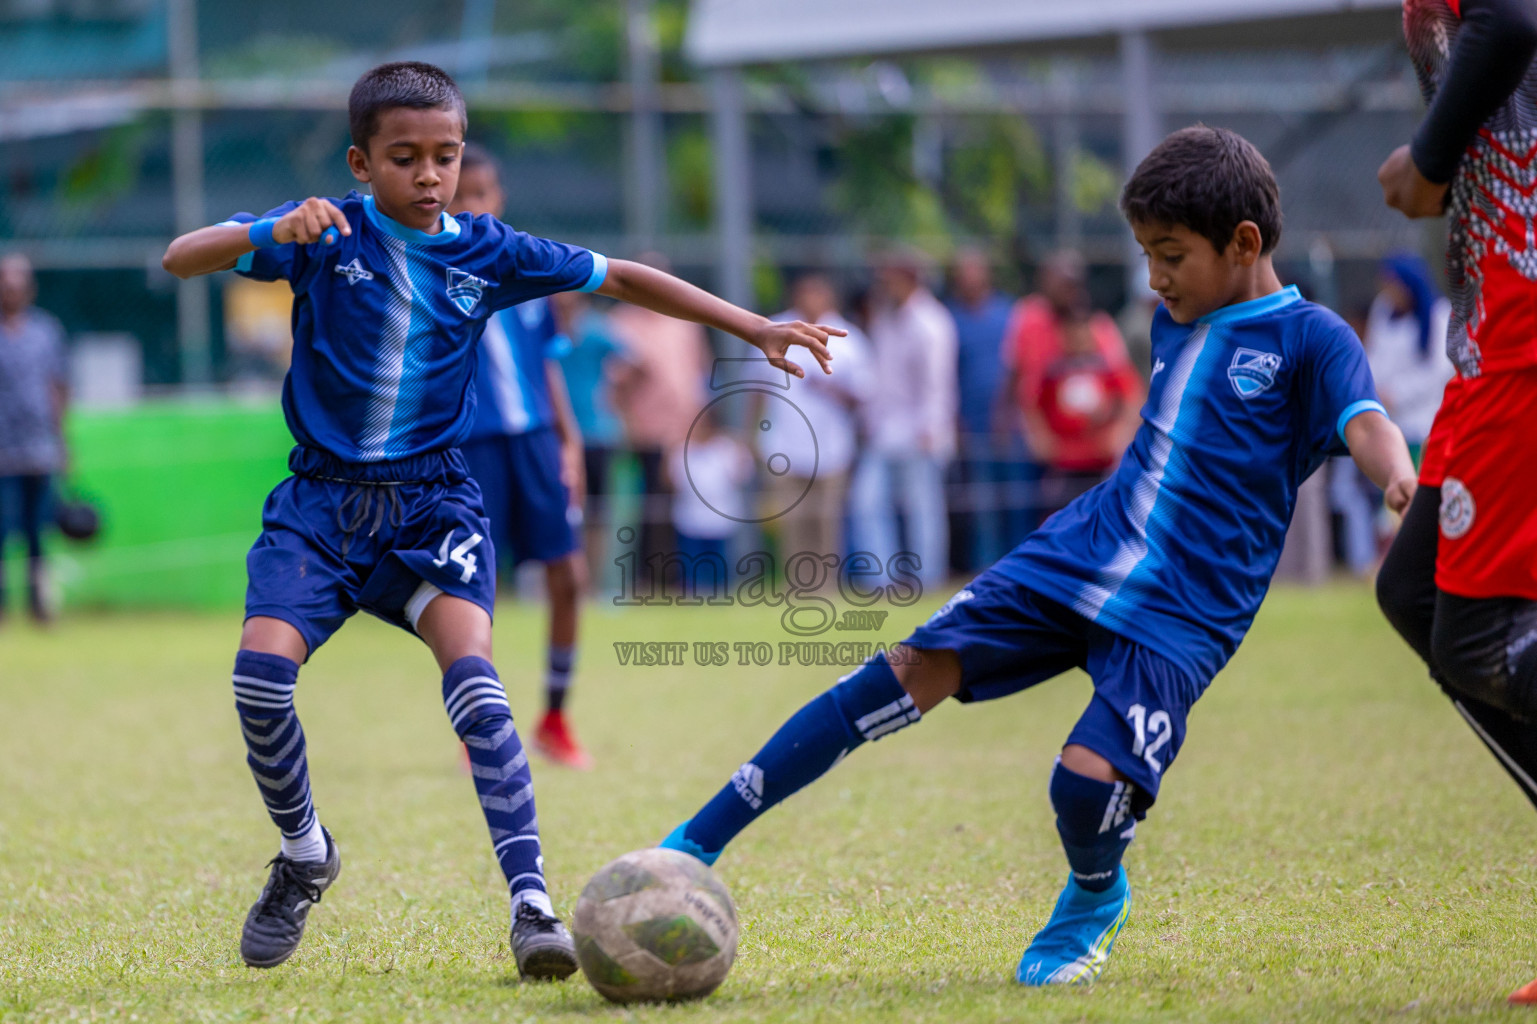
[248,218,279,249]
[247,217,339,248]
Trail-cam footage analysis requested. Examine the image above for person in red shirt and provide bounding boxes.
[1004,253,1143,520]
[1025,308,1144,518]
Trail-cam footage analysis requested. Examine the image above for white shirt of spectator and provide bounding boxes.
[671,433,753,540]
[768,309,875,478]
[865,288,959,459]
[1365,293,1454,446]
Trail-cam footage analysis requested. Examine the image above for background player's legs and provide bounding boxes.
[544,553,582,715]
[236,616,327,862]
[661,647,956,863]
[535,552,590,768]
[1378,488,1537,809]
[415,594,550,915]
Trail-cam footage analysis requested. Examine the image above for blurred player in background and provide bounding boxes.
[0,254,68,625]
[451,143,592,769]
[549,288,632,587]
[1372,0,1537,1004]
[661,126,1416,986]
[161,60,840,979]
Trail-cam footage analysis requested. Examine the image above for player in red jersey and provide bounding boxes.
[1375,0,1537,1005]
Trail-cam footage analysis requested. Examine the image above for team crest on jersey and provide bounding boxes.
[1440,476,1475,540]
[1227,348,1283,399]
[446,268,490,315]
[333,258,373,286]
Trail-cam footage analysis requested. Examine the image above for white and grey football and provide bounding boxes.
[571,847,739,1003]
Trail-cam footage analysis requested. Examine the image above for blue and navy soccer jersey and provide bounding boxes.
[467,298,568,441]
[223,190,607,463]
[1002,286,1382,681]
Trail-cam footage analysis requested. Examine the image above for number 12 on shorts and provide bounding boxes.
[433,529,484,583]
[1127,703,1171,775]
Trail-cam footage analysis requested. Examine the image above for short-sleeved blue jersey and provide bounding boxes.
[1002,286,1383,680]
[467,297,568,440]
[223,191,607,463]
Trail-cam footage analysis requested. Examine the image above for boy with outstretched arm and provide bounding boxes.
[658,125,1416,984]
[161,60,838,978]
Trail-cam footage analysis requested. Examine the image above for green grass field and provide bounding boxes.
[2,584,1534,1022]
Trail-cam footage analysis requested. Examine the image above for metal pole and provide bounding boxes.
[459,0,496,87]
[626,0,663,252]
[1052,58,1082,253]
[168,0,210,385]
[1120,30,1159,303]
[709,67,753,328]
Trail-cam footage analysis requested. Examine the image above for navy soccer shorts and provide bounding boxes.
[245,446,497,657]
[461,425,579,570]
[905,566,1210,807]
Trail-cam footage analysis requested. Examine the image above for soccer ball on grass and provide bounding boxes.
[571,847,739,1003]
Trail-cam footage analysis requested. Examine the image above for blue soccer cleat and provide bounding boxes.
[1016,868,1132,986]
[658,821,721,866]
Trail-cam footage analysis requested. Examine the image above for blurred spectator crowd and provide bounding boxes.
[555,245,1456,597]
[555,246,1156,595]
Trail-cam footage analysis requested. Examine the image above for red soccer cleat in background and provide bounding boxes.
[533,709,592,770]
[1510,978,1537,1005]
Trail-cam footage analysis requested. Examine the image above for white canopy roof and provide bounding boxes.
[687,0,1401,66]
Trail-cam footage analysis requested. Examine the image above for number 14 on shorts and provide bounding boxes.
[433,529,484,582]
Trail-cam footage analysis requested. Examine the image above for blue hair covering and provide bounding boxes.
[1381,251,1442,360]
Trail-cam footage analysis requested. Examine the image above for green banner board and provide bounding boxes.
[50,400,293,610]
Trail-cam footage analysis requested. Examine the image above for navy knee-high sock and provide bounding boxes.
[442,657,550,916]
[233,651,325,858]
[679,653,919,856]
[1050,759,1139,892]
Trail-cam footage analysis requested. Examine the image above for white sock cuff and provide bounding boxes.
[280,816,328,863]
[511,888,554,918]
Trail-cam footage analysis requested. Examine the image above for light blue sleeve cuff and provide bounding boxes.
[235,250,255,273]
[1337,399,1387,444]
[578,251,608,293]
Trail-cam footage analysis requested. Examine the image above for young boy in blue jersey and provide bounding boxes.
[658,125,1418,984]
[161,61,839,978]
[451,144,594,769]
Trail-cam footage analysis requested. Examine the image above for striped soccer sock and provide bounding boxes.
[442,657,550,916]
[546,645,575,714]
[232,650,327,862]
[681,652,919,856]
[1051,759,1138,893]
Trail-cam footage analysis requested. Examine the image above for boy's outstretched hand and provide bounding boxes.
[596,258,844,377]
[752,319,843,378]
[274,197,352,246]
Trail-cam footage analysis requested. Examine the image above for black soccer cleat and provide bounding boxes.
[510,902,579,981]
[240,829,341,968]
